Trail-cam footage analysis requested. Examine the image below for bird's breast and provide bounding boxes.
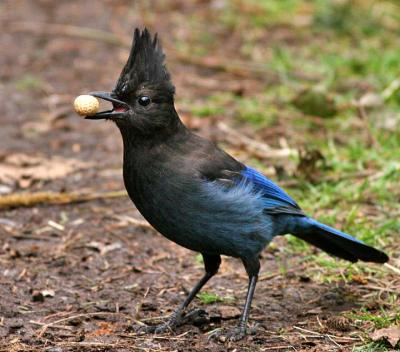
[122,160,274,258]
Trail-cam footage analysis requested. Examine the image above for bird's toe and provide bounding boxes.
[135,324,157,334]
[135,312,184,335]
[135,322,174,334]
[227,326,248,341]
[208,326,248,342]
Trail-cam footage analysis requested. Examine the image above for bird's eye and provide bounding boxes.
[138,96,151,106]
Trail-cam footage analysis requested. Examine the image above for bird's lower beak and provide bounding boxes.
[85,91,130,120]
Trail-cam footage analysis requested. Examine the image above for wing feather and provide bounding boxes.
[215,165,304,216]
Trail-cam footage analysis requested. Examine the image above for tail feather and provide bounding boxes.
[293,217,389,263]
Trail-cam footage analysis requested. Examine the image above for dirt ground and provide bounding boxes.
[0,1,398,351]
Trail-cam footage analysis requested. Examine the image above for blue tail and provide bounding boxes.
[293,217,388,263]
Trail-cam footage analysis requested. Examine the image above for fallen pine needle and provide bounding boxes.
[56,342,130,348]
[29,320,73,331]
[112,214,154,230]
[384,263,400,275]
[364,285,399,294]
[37,312,123,337]
[293,326,358,341]
[0,190,127,210]
[261,346,297,351]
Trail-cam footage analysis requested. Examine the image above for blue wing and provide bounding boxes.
[240,166,303,215]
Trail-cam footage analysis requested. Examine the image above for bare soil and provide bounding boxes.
[0,1,395,351]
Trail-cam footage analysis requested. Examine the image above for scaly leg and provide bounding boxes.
[140,254,221,333]
[210,256,260,341]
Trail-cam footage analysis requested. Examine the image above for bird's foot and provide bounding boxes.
[137,313,182,334]
[208,324,257,342]
[208,326,246,342]
[136,309,208,334]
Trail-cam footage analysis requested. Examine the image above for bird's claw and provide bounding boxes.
[208,326,248,342]
[135,311,184,335]
[136,308,209,334]
[137,321,175,334]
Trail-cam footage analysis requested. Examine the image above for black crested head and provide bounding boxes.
[114,28,174,98]
[86,28,184,142]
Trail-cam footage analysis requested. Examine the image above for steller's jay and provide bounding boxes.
[84,28,389,340]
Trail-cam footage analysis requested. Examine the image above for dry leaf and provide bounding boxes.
[370,326,400,348]
[0,153,93,188]
[41,289,55,297]
[351,274,368,285]
[217,305,241,320]
[86,322,115,337]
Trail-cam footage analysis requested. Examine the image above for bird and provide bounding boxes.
[83,28,389,341]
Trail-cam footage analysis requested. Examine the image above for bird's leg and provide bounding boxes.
[139,254,221,334]
[232,274,258,338]
[210,257,260,341]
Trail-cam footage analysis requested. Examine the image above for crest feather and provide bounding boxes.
[114,28,173,96]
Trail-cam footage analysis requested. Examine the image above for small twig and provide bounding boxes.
[316,316,324,329]
[355,102,377,147]
[258,267,299,281]
[384,263,400,275]
[112,214,155,231]
[323,169,377,182]
[56,341,132,349]
[119,331,191,340]
[382,77,400,100]
[172,50,281,81]
[293,326,358,341]
[29,320,73,331]
[138,314,170,323]
[217,122,297,160]
[146,334,191,341]
[134,286,151,321]
[294,325,343,347]
[0,190,127,210]
[261,346,297,351]
[364,285,399,294]
[326,334,341,348]
[37,312,122,337]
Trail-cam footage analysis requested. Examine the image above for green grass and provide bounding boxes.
[194,253,204,265]
[177,2,399,348]
[182,0,400,259]
[353,342,392,352]
[196,291,235,305]
[188,103,225,118]
[14,74,45,91]
[348,306,400,329]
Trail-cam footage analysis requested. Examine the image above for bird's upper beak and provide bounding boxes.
[85,91,130,120]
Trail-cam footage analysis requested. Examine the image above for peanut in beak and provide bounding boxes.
[74,95,99,116]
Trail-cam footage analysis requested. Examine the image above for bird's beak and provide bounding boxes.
[85,91,130,120]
